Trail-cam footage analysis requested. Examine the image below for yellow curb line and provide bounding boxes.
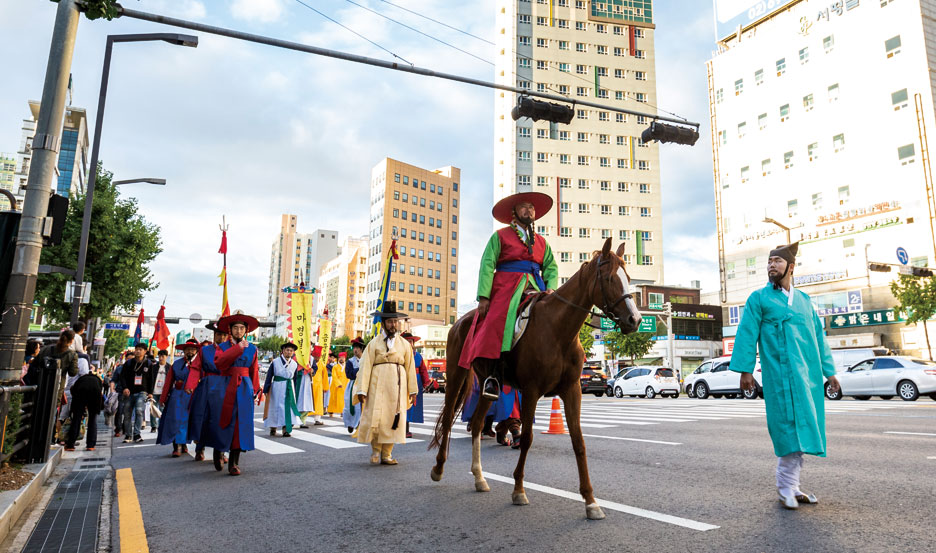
[116,468,149,553]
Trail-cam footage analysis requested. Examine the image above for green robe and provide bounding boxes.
[730,284,836,457]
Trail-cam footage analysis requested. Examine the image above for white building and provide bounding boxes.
[266,214,339,317]
[317,235,368,338]
[493,0,663,284]
[708,0,936,355]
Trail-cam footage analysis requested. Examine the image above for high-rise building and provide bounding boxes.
[266,214,339,317]
[708,0,936,355]
[493,0,662,285]
[318,235,368,338]
[12,100,89,207]
[366,158,460,326]
[0,153,15,210]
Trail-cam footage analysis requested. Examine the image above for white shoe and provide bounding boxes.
[778,489,799,510]
[794,491,818,505]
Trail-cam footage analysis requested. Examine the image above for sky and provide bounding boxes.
[0,0,718,335]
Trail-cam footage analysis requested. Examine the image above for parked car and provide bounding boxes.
[580,367,607,397]
[827,356,936,401]
[426,370,446,393]
[605,367,631,397]
[612,366,679,399]
[829,348,890,374]
[685,356,763,400]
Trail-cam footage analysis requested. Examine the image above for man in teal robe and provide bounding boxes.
[731,242,840,510]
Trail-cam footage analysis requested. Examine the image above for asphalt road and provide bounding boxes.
[108,395,936,553]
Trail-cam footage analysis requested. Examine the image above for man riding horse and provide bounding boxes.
[459,192,559,401]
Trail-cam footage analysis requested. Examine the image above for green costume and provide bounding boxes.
[730,284,836,457]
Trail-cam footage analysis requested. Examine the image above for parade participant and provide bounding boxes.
[327,352,348,417]
[731,242,840,510]
[297,346,319,426]
[185,313,261,475]
[403,332,430,439]
[120,343,156,443]
[342,337,366,433]
[353,301,417,465]
[148,349,170,434]
[494,385,523,449]
[187,322,229,463]
[459,192,558,400]
[157,339,199,457]
[263,341,301,437]
[310,347,329,425]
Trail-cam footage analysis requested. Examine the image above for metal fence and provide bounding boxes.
[0,385,37,463]
[0,359,62,464]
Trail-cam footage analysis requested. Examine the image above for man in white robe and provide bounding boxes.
[263,342,301,437]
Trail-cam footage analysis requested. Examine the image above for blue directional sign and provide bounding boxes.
[896,247,909,265]
[104,323,130,331]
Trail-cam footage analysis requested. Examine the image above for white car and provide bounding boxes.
[613,366,680,399]
[827,356,936,401]
[685,356,763,400]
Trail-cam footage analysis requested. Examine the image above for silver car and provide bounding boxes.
[827,356,936,401]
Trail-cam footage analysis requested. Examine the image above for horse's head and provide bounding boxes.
[588,238,642,334]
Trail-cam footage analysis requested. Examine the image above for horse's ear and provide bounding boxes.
[615,242,626,258]
[601,237,612,256]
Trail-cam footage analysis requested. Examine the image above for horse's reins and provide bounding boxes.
[550,254,634,330]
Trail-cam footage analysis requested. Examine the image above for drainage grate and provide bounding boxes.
[21,470,106,553]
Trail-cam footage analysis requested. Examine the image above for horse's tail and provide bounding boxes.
[428,367,473,451]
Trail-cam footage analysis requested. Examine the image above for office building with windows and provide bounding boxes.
[266,214,339,317]
[318,235,368,338]
[0,153,15,210]
[366,158,460,326]
[708,0,936,356]
[493,0,663,285]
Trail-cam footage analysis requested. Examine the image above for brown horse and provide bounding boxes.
[429,238,642,520]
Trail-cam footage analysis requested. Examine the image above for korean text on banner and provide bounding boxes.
[290,292,314,366]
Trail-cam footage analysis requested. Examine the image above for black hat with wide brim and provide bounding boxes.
[370,300,408,320]
[280,341,298,351]
[205,320,222,332]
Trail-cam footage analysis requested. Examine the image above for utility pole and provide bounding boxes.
[0,0,80,382]
[664,302,675,376]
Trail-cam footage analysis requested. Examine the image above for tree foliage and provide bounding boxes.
[57,0,121,21]
[104,328,129,359]
[35,165,162,325]
[605,330,655,363]
[890,273,936,359]
[578,322,595,357]
[256,334,287,354]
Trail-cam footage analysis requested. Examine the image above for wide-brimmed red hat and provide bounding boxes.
[492,192,553,224]
[401,332,421,343]
[217,313,259,334]
[350,337,366,350]
[312,345,323,358]
[175,338,200,350]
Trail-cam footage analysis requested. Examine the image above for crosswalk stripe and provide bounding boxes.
[549,408,730,421]
[286,428,366,449]
[421,412,623,428]
[252,435,306,454]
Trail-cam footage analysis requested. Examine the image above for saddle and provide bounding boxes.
[512,290,547,348]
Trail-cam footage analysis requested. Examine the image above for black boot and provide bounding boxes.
[213,449,223,471]
[229,449,241,476]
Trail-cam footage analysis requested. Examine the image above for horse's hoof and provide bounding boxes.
[512,492,529,505]
[586,503,606,520]
[475,480,490,492]
[430,467,443,482]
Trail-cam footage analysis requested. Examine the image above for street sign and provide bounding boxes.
[648,302,663,310]
[638,316,656,333]
[104,323,130,331]
[600,317,616,331]
[189,313,203,324]
[896,247,909,265]
[828,309,905,329]
[64,281,91,304]
[898,265,913,275]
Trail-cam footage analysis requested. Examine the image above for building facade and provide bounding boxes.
[317,235,368,338]
[266,213,339,317]
[493,0,663,285]
[365,158,460,326]
[0,153,14,210]
[708,0,936,356]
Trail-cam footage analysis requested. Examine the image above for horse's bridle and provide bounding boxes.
[551,254,634,330]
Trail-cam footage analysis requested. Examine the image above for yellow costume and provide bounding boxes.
[327,360,348,414]
[353,334,416,461]
[311,357,330,416]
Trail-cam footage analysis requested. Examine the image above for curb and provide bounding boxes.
[0,446,63,545]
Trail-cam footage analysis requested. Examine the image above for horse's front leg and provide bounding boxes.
[470,396,493,492]
[512,391,539,506]
[560,385,605,520]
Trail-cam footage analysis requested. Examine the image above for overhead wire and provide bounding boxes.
[292,0,413,66]
[378,0,495,45]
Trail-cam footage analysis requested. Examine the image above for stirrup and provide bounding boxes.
[482,376,500,400]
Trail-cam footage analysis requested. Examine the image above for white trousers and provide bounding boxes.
[776,452,804,495]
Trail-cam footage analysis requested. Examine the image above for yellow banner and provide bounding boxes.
[316,318,332,371]
[290,293,314,367]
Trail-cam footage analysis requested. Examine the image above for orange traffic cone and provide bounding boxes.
[541,397,568,434]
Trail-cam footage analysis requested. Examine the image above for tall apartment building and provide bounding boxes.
[266,213,339,317]
[493,0,662,285]
[365,158,460,326]
[12,100,89,208]
[708,0,936,355]
[0,154,15,210]
[318,235,368,338]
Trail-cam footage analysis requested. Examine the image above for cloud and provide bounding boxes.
[231,0,286,23]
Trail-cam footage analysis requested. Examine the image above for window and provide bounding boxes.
[560,227,571,237]
[596,67,608,78]
[452,214,457,224]
[576,64,588,75]
[596,88,608,99]
[576,42,587,52]
[640,207,651,218]
[747,257,757,275]
[518,127,531,138]
[761,158,771,176]
[577,155,588,166]
[787,199,798,217]
[808,142,819,161]
[536,128,547,139]
[784,151,794,169]
[560,202,571,213]
[577,131,588,142]
[600,180,610,191]
[779,104,790,122]
[741,166,750,183]
[577,109,588,120]
[536,176,547,187]
[536,60,547,70]
[618,206,630,216]
[614,68,625,79]
[755,68,764,85]
[559,40,569,50]
[634,93,646,103]
[799,47,809,64]
[560,252,571,263]
[828,83,839,102]
[536,37,548,48]
[578,178,589,190]
[558,130,569,141]
[596,23,606,33]
[559,177,570,188]
[614,46,624,56]
[812,192,823,210]
[885,35,901,57]
[579,252,590,263]
[518,14,531,24]
[635,71,646,81]
[575,21,586,31]
[637,160,649,171]
[600,157,610,167]
[597,45,608,55]
[536,16,548,26]
[716,88,723,103]
[738,121,747,138]
[640,231,652,241]
[634,50,645,59]
[618,182,629,192]
[578,203,590,214]
[634,28,644,38]
[898,144,916,165]
[600,205,611,215]
[833,133,845,152]
[579,228,591,238]
[614,25,623,35]
[726,261,736,280]
[599,134,609,144]
[892,88,909,110]
[536,152,547,163]
[558,62,569,72]
[758,113,767,130]
[518,151,531,161]
[838,185,850,204]
[803,93,814,111]
[823,35,834,53]
[776,58,786,76]
[519,36,531,46]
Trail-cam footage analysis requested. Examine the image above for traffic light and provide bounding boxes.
[640,121,700,146]
[911,267,934,277]
[868,263,892,273]
[511,97,574,124]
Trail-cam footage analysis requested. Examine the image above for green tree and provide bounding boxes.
[54,0,121,21]
[104,328,129,359]
[578,322,595,357]
[35,164,162,324]
[332,335,351,347]
[890,273,936,360]
[605,330,655,364]
[256,334,286,354]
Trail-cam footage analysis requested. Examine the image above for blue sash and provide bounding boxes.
[497,260,545,290]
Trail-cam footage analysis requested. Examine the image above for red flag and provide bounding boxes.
[133,308,145,343]
[218,230,228,254]
[152,305,171,350]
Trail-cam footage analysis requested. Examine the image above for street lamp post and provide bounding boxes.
[70,33,197,325]
[762,217,792,244]
[112,178,167,186]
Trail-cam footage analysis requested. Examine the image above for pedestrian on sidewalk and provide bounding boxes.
[262,341,301,437]
[731,242,841,510]
[403,332,430,439]
[327,352,348,418]
[187,322,229,465]
[70,321,86,354]
[353,301,417,465]
[342,337,366,433]
[59,352,92,444]
[121,343,156,443]
[64,364,104,451]
[157,339,199,457]
[112,351,132,437]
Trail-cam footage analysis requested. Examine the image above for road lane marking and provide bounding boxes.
[287,428,368,448]
[580,433,681,445]
[884,431,936,437]
[480,472,718,531]
[251,435,306,454]
[121,444,157,448]
[928,456,936,460]
[116,468,150,553]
